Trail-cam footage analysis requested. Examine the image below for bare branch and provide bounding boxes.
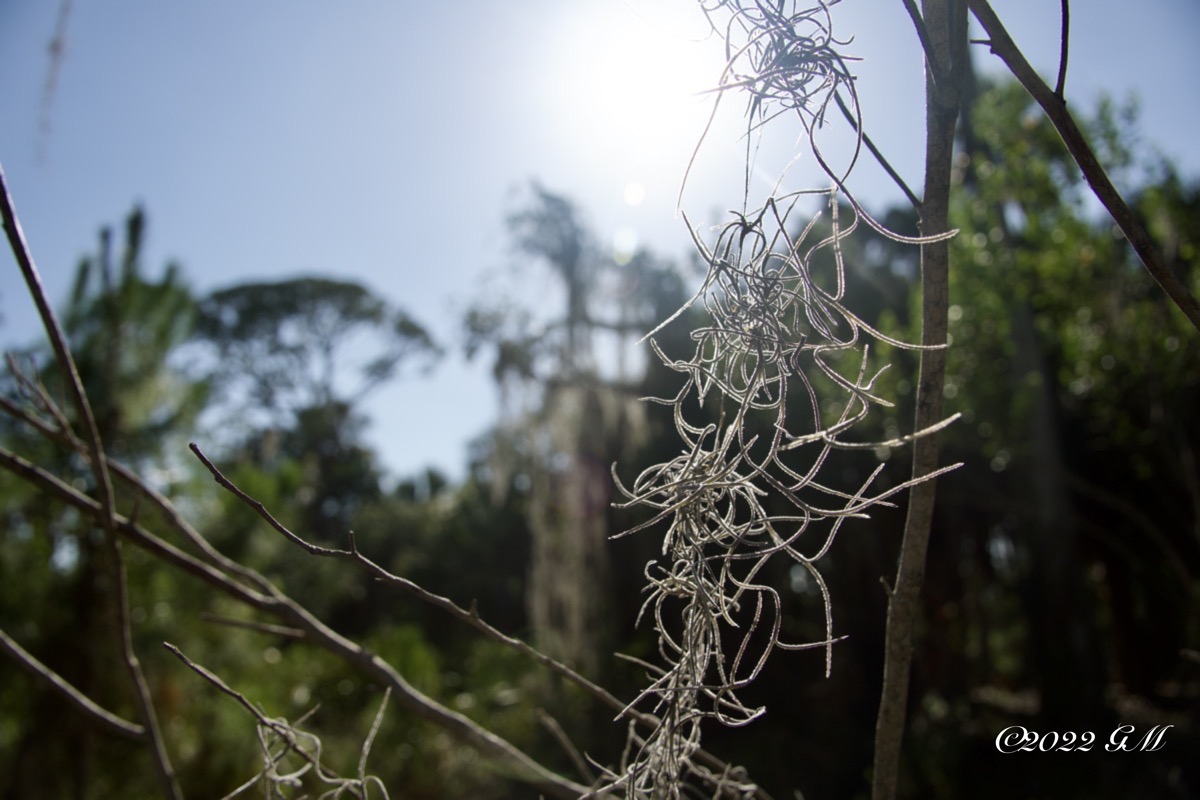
[199,613,306,641]
[833,91,922,211]
[539,710,596,785]
[967,0,1200,332]
[901,0,939,85]
[165,642,378,800]
[0,437,589,798]
[189,442,349,557]
[189,443,631,709]
[0,385,277,597]
[2,164,182,799]
[104,532,181,798]
[1055,0,1070,98]
[0,165,116,537]
[359,689,392,792]
[0,627,145,741]
[872,2,964,799]
[0,443,275,608]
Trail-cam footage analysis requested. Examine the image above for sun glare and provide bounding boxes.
[623,181,646,206]
[533,2,747,266]
[544,2,731,183]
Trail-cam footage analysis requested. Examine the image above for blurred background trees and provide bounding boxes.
[2,76,1198,798]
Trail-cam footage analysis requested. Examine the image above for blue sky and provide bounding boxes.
[2,1,1197,482]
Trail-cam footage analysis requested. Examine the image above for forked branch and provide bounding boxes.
[967,0,1200,332]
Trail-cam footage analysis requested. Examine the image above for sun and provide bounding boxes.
[540,1,734,189]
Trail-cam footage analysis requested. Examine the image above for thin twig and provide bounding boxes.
[36,0,74,161]
[188,443,632,712]
[0,627,146,740]
[1,158,114,538]
[199,613,306,640]
[359,689,392,790]
[1055,0,1070,98]
[189,442,348,557]
[1,163,182,800]
[901,0,939,86]
[165,642,372,800]
[967,0,1200,332]
[163,642,269,717]
[104,530,179,795]
[833,91,922,210]
[539,710,597,785]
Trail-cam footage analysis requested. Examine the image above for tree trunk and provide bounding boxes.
[527,385,613,678]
